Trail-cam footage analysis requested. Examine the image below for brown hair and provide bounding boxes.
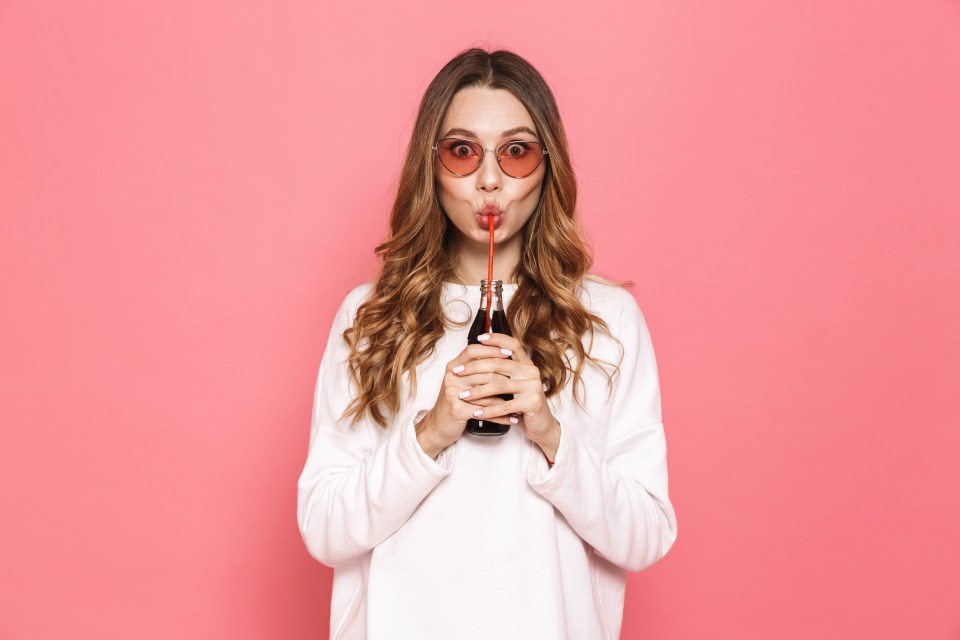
[342,47,623,428]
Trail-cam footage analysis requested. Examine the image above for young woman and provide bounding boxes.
[297,47,678,639]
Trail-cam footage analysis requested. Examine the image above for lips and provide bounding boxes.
[477,203,503,229]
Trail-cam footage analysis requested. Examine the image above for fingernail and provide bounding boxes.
[510,416,519,424]
[478,334,490,341]
[458,390,471,399]
[452,365,465,373]
[473,409,484,417]
[501,348,512,356]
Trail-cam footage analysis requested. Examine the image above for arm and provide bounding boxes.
[296,287,455,568]
[526,292,678,572]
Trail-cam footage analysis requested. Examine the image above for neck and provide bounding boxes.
[450,230,522,285]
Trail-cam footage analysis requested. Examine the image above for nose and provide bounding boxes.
[476,148,502,192]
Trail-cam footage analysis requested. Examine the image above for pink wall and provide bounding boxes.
[2,0,958,638]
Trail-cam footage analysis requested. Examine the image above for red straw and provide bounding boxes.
[486,220,494,333]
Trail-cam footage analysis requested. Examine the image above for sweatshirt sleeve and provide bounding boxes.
[526,290,678,573]
[296,286,455,568]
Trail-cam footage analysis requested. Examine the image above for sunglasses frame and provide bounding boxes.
[433,137,549,179]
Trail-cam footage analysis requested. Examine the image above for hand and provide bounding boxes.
[415,342,515,458]
[450,332,562,461]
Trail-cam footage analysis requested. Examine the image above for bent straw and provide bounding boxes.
[486,220,494,333]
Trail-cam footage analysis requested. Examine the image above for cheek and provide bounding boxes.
[516,175,545,202]
[436,174,470,203]
[434,172,451,201]
[435,176,465,215]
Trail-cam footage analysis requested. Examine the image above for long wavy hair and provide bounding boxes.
[342,47,624,428]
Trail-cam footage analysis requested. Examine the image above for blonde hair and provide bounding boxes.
[342,47,623,428]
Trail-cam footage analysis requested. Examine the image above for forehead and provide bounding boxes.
[440,87,536,139]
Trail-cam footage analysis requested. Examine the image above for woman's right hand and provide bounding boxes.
[415,343,514,458]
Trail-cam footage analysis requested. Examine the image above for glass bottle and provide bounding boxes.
[465,279,513,437]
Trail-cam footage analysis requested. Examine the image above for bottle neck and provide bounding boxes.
[479,280,504,312]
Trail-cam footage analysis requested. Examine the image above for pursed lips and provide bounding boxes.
[477,203,503,229]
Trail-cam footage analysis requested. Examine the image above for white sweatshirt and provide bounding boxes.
[297,277,678,640]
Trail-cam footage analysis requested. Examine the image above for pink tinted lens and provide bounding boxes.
[497,141,544,177]
[437,139,482,175]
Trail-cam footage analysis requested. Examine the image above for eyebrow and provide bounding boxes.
[442,126,538,139]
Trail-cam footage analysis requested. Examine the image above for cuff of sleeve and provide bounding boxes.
[405,409,455,474]
[526,418,573,491]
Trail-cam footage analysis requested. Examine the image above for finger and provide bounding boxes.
[453,358,539,380]
[447,344,514,371]
[476,332,532,364]
[472,399,523,421]
[453,371,509,386]
[456,384,512,405]
[464,396,500,407]
[463,379,520,401]
[443,381,472,408]
[467,377,543,403]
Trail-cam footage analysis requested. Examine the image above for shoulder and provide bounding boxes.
[344,281,375,309]
[331,282,376,328]
[578,274,640,317]
[578,274,651,341]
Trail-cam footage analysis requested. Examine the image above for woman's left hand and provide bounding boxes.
[453,332,561,461]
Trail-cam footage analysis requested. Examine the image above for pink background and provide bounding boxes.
[2,0,958,638]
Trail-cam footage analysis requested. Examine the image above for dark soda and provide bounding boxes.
[465,279,512,437]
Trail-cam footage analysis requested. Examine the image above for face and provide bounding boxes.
[434,86,547,251]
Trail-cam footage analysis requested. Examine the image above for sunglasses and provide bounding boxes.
[433,137,549,179]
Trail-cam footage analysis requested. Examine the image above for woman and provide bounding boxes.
[297,47,677,639]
